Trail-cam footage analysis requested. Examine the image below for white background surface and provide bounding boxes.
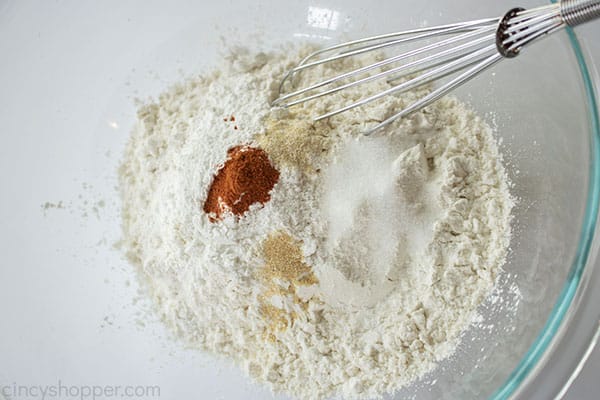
[564,22,600,400]
[0,2,597,400]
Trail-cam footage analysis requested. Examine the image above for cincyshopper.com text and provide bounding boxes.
[0,380,160,400]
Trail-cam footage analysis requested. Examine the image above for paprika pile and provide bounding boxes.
[203,145,279,221]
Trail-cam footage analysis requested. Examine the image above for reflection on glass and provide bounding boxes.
[307,6,340,30]
[293,32,332,40]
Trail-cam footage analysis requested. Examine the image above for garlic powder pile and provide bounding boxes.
[119,46,513,400]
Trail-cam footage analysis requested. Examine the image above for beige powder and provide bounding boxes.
[257,232,319,339]
[256,115,331,174]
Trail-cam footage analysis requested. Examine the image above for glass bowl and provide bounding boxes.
[0,1,598,399]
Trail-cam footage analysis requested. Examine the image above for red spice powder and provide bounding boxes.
[203,145,279,221]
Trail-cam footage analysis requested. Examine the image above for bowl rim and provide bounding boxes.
[489,18,600,400]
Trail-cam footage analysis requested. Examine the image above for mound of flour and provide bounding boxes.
[119,46,513,400]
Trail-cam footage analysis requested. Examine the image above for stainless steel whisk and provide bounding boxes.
[272,0,600,135]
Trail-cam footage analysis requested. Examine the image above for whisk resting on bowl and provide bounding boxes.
[272,0,600,135]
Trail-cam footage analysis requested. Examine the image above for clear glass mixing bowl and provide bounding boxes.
[0,1,598,399]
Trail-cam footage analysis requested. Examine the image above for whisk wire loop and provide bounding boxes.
[272,0,600,135]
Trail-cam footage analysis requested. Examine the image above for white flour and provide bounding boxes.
[318,138,440,309]
[119,46,513,400]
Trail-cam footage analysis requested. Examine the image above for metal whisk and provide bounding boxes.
[272,0,600,135]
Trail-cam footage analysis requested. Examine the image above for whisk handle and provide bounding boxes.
[560,0,600,26]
